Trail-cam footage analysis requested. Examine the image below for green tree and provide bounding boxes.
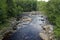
[37,1,47,11]
[16,0,37,12]
[7,0,15,17]
[0,0,7,24]
[45,0,60,40]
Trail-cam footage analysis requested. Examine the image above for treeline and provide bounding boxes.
[0,0,37,24]
[37,1,47,11]
[18,0,37,12]
[37,0,60,40]
[45,0,60,40]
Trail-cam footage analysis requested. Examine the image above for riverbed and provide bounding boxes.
[3,12,48,40]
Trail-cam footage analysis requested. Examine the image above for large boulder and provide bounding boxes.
[40,25,54,40]
[39,33,49,40]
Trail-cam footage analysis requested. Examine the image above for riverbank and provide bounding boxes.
[0,17,17,40]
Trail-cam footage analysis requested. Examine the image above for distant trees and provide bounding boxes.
[16,0,37,12]
[37,1,47,11]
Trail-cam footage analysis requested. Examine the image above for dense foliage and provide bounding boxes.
[0,0,7,24]
[37,1,47,11]
[15,0,37,12]
[0,0,37,29]
[45,0,60,40]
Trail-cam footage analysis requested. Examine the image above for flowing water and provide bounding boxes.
[4,12,47,40]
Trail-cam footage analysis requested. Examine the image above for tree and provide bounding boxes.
[7,0,16,17]
[37,1,47,11]
[16,0,37,12]
[45,0,60,40]
[0,0,7,24]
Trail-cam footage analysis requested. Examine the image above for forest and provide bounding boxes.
[0,0,37,29]
[45,0,60,40]
[37,0,60,40]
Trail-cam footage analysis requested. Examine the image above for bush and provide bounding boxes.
[45,0,60,40]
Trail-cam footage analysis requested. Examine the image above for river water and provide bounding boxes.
[5,12,47,40]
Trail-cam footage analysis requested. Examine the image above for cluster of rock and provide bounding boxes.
[39,25,55,40]
[0,11,55,40]
[2,15,32,40]
[0,18,17,40]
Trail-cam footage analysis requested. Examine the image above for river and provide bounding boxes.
[3,12,47,40]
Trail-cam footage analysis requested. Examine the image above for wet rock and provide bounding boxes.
[11,20,19,30]
[13,26,17,30]
[39,33,49,40]
[41,25,54,40]
[2,31,13,40]
[42,25,53,33]
[22,17,32,22]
